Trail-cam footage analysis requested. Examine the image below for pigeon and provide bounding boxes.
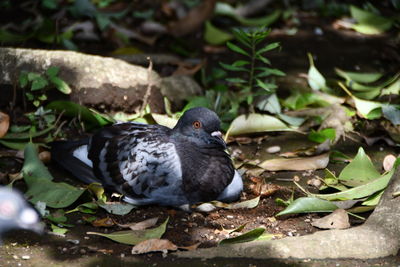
[0,187,43,242]
[51,107,243,209]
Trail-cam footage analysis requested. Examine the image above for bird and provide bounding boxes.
[0,187,43,242]
[51,107,243,209]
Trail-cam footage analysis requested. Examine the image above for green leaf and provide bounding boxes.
[232,60,250,67]
[204,21,233,45]
[226,42,250,57]
[19,72,29,88]
[362,190,384,206]
[219,62,248,72]
[308,128,336,143]
[277,114,306,127]
[211,196,260,210]
[256,54,271,65]
[0,29,30,43]
[256,68,285,77]
[226,77,247,84]
[227,113,292,136]
[51,224,69,235]
[46,66,60,77]
[335,68,383,83]
[97,201,136,215]
[231,29,251,48]
[350,5,392,34]
[255,79,274,92]
[49,76,72,94]
[307,53,326,90]
[2,125,55,140]
[87,217,169,245]
[276,197,338,216]
[256,42,280,55]
[338,147,381,187]
[31,76,49,91]
[312,167,396,201]
[215,3,281,27]
[22,143,85,208]
[151,114,178,129]
[0,140,29,150]
[219,228,266,245]
[68,202,98,214]
[381,78,400,96]
[256,93,281,114]
[352,97,383,119]
[46,101,112,126]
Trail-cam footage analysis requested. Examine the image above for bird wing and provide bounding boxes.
[88,123,185,205]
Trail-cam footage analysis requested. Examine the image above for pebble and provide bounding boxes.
[21,255,30,260]
[226,215,234,219]
[67,239,80,245]
[266,146,281,154]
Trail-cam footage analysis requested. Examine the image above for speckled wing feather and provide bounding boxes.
[87,123,187,206]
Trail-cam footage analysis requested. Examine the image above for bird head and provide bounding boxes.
[0,188,44,239]
[173,107,226,148]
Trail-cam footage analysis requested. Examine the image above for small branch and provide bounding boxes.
[140,57,154,116]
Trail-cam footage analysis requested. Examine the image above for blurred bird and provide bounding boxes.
[51,107,243,209]
[0,187,43,242]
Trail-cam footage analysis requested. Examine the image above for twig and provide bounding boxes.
[140,57,154,116]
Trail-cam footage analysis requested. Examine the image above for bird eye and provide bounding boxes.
[193,121,202,129]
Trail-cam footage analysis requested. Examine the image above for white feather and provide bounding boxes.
[72,145,93,168]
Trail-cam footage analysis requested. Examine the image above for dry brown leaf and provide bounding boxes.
[172,61,204,76]
[179,242,200,251]
[383,154,397,172]
[249,182,282,197]
[39,151,51,163]
[168,0,217,37]
[131,239,178,254]
[311,209,350,229]
[0,112,10,138]
[92,217,115,227]
[118,217,158,230]
[259,153,330,171]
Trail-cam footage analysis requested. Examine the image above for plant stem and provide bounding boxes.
[248,34,256,113]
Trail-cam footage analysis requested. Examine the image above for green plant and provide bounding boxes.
[219,26,285,113]
[19,66,71,107]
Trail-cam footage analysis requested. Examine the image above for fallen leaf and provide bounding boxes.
[249,182,282,197]
[131,239,178,254]
[227,113,292,137]
[87,217,169,245]
[172,61,204,76]
[307,53,326,90]
[179,242,200,251]
[168,0,216,37]
[219,228,272,245]
[151,114,178,129]
[203,21,233,45]
[0,112,10,138]
[118,217,159,231]
[92,217,115,227]
[276,197,338,216]
[259,153,330,171]
[212,196,260,210]
[311,209,350,229]
[97,201,136,215]
[383,154,397,172]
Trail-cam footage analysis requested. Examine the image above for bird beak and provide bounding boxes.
[211,131,222,138]
[210,131,226,148]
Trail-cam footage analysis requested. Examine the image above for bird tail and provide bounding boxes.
[50,139,100,185]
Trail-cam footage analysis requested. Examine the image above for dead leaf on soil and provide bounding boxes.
[172,61,204,76]
[383,154,397,172]
[280,140,331,158]
[248,178,283,197]
[0,112,10,138]
[131,239,178,254]
[311,209,350,229]
[168,0,217,37]
[259,153,330,171]
[117,217,159,231]
[38,151,51,163]
[91,217,115,227]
